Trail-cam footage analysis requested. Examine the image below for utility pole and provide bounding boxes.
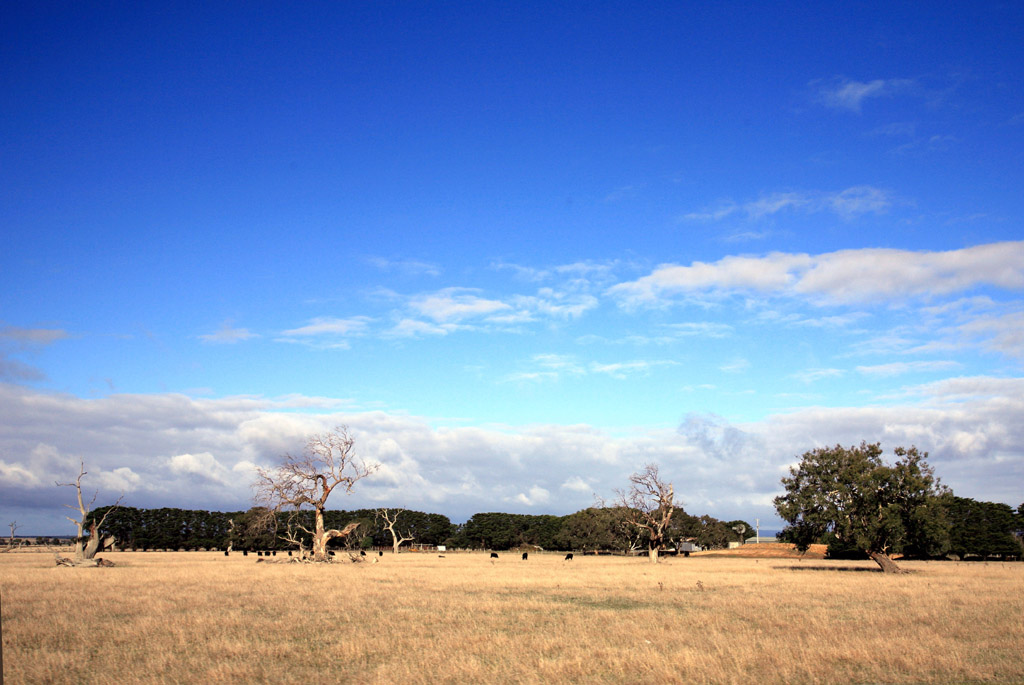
[756,518,760,543]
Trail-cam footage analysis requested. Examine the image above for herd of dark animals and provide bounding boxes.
[223,549,577,560]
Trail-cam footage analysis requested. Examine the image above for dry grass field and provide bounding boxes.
[1,548,1022,684]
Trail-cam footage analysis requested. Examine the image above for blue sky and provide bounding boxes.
[2,2,1023,534]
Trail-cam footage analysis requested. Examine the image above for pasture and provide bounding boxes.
[1,549,1022,684]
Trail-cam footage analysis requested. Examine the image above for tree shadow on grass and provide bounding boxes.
[773,564,913,573]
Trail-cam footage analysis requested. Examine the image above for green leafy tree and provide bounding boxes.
[559,507,621,552]
[945,497,1020,559]
[774,442,950,573]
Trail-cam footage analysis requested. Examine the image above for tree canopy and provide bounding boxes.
[774,442,950,573]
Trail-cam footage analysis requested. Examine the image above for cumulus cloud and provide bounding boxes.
[2,377,1022,532]
[512,485,551,507]
[561,476,593,493]
[168,452,234,485]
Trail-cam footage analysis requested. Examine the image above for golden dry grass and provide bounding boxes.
[1,550,1022,684]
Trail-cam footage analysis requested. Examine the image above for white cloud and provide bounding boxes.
[815,77,916,112]
[200,321,257,344]
[0,459,42,488]
[856,361,962,377]
[410,288,511,322]
[281,316,372,337]
[512,485,551,507]
[168,452,233,485]
[681,186,892,223]
[719,358,750,374]
[959,311,1024,358]
[608,241,1024,308]
[367,257,442,277]
[384,319,460,338]
[792,368,845,384]
[1,380,1022,531]
[589,360,678,379]
[560,476,593,493]
[99,466,143,493]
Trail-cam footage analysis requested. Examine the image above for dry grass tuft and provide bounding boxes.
[1,550,1022,683]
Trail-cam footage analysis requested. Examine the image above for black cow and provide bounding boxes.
[224,550,229,556]
[521,552,528,561]
[379,550,383,557]
[360,550,366,556]
[490,552,499,559]
[564,553,574,561]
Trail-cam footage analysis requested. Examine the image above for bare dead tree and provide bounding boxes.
[56,461,124,561]
[253,426,377,562]
[377,508,414,554]
[3,520,20,552]
[614,464,677,564]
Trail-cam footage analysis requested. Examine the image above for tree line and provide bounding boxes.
[83,495,1022,560]
[85,503,753,554]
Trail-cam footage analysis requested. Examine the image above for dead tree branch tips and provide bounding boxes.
[254,426,378,562]
[56,460,124,561]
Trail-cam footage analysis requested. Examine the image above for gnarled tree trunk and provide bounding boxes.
[311,512,359,562]
[867,550,907,574]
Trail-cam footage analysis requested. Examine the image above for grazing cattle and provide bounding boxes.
[257,551,263,557]
[288,551,292,556]
[272,551,277,556]
[564,553,574,561]
[521,552,528,561]
[378,551,383,557]
[360,550,366,556]
[224,550,229,556]
[490,552,499,559]
[243,550,248,557]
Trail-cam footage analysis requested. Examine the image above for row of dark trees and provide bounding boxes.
[86,496,1023,559]
[87,506,454,552]
[452,508,754,553]
[86,503,754,553]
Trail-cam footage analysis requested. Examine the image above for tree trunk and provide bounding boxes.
[867,550,906,574]
[649,543,659,563]
[312,508,329,562]
[82,522,101,559]
[73,521,86,561]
